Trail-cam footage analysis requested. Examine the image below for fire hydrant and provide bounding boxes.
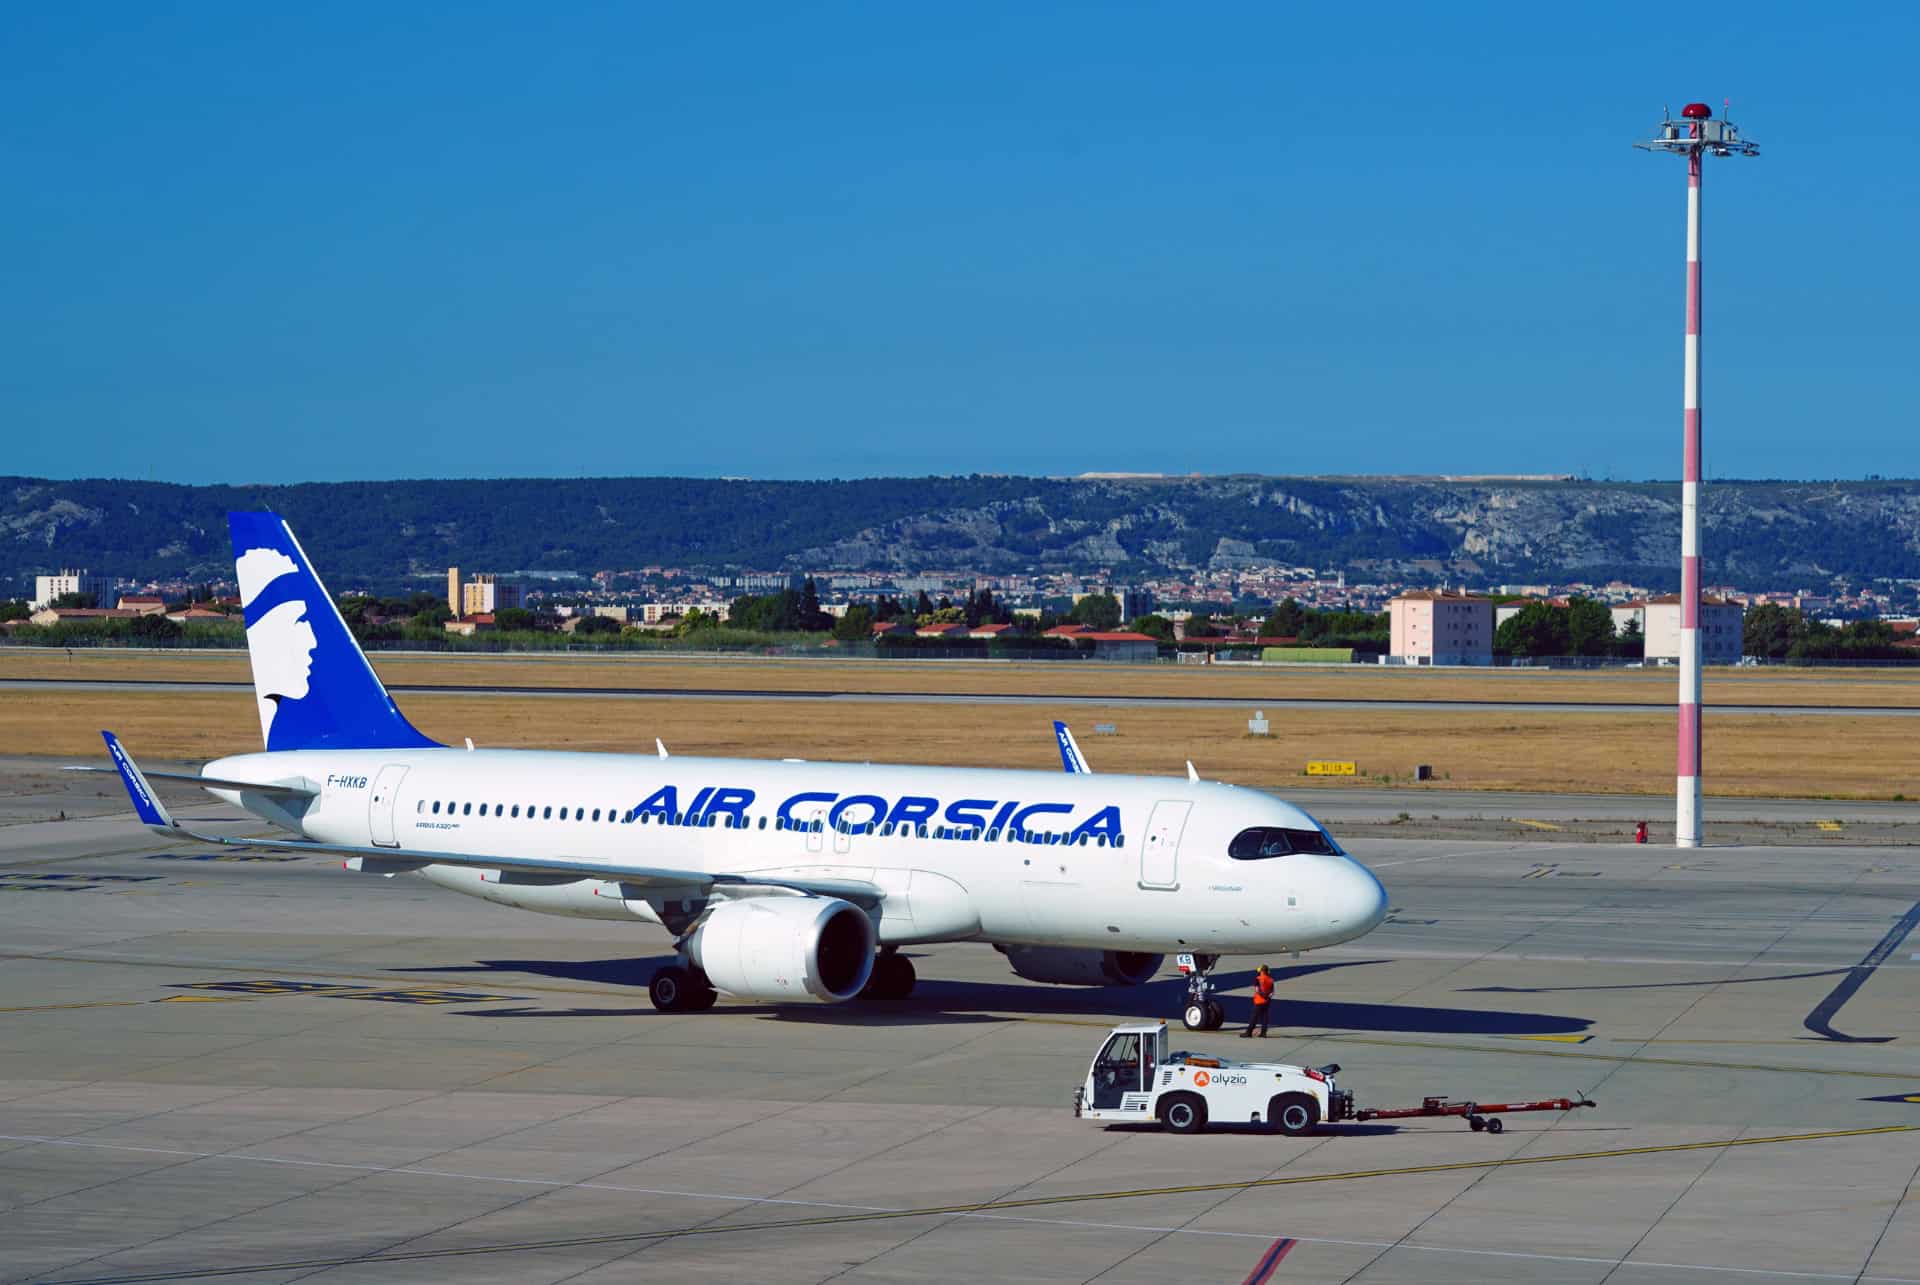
[1634,821,1648,844]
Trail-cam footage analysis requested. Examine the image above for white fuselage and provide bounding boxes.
[203,747,1389,955]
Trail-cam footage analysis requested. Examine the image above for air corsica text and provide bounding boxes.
[623,786,1123,843]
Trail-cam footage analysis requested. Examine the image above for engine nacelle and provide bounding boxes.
[996,946,1163,987]
[686,896,875,1003]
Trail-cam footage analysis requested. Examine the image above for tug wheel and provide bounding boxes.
[1160,1093,1207,1135]
[1485,1117,1504,1134]
[1268,1093,1320,1138]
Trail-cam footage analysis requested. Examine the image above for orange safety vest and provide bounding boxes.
[1252,974,1274,1006]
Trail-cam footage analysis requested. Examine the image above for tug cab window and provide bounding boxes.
[1090,1031,1148,1111]
[1228,826,1338,859]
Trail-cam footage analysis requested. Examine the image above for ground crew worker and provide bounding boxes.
[1239,963,1274,1038]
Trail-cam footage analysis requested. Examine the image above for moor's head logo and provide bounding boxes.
[237,546,318,743]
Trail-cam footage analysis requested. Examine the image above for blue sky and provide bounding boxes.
[5,3,1915,484]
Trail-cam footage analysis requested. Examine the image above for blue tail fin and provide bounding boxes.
[230,511,438,753]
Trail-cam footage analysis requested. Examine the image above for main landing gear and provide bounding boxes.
[649,960,717,1013]
[860,947,916,1001]
[1178,953,1226,1031]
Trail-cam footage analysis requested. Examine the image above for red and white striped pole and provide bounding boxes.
[1678,148,1703,847]
[1637,102,1756,849]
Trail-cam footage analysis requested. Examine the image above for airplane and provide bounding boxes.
[88,511,1390,1030]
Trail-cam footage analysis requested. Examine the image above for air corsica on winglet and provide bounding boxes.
[1054,720,1091,774]
[81,511,1387,1029]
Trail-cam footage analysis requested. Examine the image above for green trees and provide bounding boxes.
[1264,597,1306,638]
[50,592,98,609]
[127,613,183,643]
[0,600,28,622]
[963,588,1008,628]
[1495,602,1571,657]
[1069,593,1122,631]
[1566,597,1616,657]
[1742,606,1911,661]
[1129,614,1175,642]
[833,604,875,641]
[493,607,537,631]
[1743,603,1805,659]
[1295,608,1389,651]
[571,614,621,636]
[727,585,833,633]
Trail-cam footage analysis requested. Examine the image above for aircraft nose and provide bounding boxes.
[1329,858,1389,932]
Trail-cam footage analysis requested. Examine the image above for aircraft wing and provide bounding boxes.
[97,730,882,908]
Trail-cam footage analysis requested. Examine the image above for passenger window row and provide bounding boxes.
[417,799,621,824]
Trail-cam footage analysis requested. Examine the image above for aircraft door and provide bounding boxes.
[368,764,409,848]
[1139,800,1190,890]
[803,805,826,854]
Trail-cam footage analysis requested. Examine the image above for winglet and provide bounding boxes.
[100,731,176,831]
[656,738,669,759]
[1187,761,1200,783]
[1054,721,1092,774]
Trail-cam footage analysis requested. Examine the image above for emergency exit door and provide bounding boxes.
[1139,800,1189,890]
[368,764,408,847]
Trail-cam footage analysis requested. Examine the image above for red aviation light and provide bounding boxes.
[1681,103,1713,119]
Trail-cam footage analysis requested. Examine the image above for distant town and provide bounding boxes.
[10,556,1916,665]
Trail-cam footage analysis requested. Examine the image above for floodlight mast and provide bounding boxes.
[1634,104,1759,848]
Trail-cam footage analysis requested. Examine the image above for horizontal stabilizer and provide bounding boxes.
[65,765,317,799]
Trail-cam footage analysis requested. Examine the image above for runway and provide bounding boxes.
[4,776,1920,1282]
[4,675,1915,716]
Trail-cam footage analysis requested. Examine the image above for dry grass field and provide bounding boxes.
[8,684,1909,800]
[5,647,1920,708]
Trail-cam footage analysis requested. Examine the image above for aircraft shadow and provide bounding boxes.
[405,956,1590,1037]
[418,959,1365,1023]
[1100,1122,1406,1137]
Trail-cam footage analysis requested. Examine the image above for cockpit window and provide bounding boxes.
[1228,826,1338,859]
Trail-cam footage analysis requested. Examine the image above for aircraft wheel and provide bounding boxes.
[1159,1092,1207,1135]
[861,952,916,1001]
[1183,1002,1209,1031]
[1203,1000,1226,1030]
[649,965,697,1012]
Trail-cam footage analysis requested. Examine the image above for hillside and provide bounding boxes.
[5,475,1918,591]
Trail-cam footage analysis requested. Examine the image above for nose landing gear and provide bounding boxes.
[1177,953,1226,1031]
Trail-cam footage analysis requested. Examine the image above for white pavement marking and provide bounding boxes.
[4,1133,1920,1284]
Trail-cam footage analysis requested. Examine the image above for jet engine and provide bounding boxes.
[686,896,875,1003]
[995,945,1163,987]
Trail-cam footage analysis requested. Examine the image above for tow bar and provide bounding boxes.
[1346,1092,1597,1134]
